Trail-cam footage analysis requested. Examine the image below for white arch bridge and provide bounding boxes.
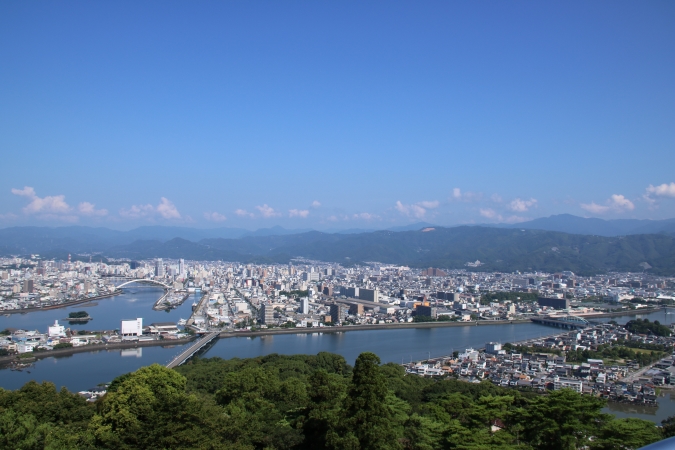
[114,279,171,290]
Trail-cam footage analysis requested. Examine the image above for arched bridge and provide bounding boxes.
[115,279,171,290]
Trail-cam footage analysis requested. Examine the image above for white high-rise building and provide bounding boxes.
[179,259,185,276]
[155,259,165,277]
[300,297,309,315]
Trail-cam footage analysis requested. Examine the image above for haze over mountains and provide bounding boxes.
[1,215,674,276]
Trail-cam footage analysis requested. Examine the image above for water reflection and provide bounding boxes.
[604,392,675,424]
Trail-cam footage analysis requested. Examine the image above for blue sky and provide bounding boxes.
[1,1,674,230]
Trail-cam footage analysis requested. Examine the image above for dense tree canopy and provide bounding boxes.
[625,318,672,337]
[0,351,667,449]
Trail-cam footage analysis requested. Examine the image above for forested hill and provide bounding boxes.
[105,226,675,276]
[2,225,674,275]
[0,352,667,449]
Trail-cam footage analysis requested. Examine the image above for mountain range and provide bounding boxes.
[1,215,674,276]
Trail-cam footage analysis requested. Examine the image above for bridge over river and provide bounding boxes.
[166,331,220,369]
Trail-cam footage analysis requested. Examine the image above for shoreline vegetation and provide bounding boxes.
[0,351,669,449]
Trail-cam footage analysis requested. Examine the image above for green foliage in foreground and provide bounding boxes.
[0,352,666,449]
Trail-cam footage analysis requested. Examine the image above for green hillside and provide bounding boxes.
[0,352,666,449]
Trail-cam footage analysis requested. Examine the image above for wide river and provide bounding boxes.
[2,289,675,423]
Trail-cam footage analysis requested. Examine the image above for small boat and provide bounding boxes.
[177,318,187,326]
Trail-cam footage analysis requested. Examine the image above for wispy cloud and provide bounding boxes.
[451,188,482,203]
[256,204,281,218]
[289,209,310,218]
[235,209,255,218]
[479,208,499,220]
[119,204,155,219]
[395,200,439,218]
[508,198,537,212]
[580,194,634,215]
[120,197,182,220]
[78,202,108,217]
[479,208,527,223]
[418,200,439,209]
[204,212,227,222]
[311,200,321,208]
[353,212,379,221]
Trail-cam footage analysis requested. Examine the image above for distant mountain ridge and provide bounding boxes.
[1,216,675,276]
[499,214,675,237]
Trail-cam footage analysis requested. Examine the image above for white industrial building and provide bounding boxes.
[121,318,143,337]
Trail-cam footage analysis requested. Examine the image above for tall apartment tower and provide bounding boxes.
[23,279,34,294]
[260,304,275,325]
[155,259,165,277]
[179,259,185,276]
[300,297,309,315]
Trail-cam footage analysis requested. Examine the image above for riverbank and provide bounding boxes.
[0,292,121,315]
[0,337,196,368]
[583,306,664,318]
[219,318,534,338]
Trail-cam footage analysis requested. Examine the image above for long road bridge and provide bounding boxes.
[530,315,590,330]
[166,331,220,369]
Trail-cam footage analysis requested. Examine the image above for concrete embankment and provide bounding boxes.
[219,319,533,339]
[0,292,121,315]
[0,337,196,368]
[582,306,664,319]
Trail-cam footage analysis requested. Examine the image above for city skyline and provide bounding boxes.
[1,2,674,228]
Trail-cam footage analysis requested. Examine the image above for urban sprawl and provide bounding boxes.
[2,255,675,405]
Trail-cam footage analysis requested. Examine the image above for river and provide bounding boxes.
[2,291,675,424]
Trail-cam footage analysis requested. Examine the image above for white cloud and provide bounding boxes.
[646,182,675,198]
[491,194,503,203]
[479,208,500,220]
[120,197,182,220]
[12,186,71,215]
[418,200,439,209]
[508,198,537,212]
[580,202,610,214]
[353,212,379,221]
[119,204,155,218]
[78,202,108,217]
[311,200,321,208]
[204,212,227,222]
[289,209,310,218]
[156,197,181,219]
[395,201,425,219]
[608,194,634,211]
[580,194,634,215]
[504,215,528,224]
[450,188,482,202]
[235,209,254,218]
[11,186,36,198]
[256,204,281,218]
[395,200,439,219]
[0,212,19,221]
[644,182,675,206]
